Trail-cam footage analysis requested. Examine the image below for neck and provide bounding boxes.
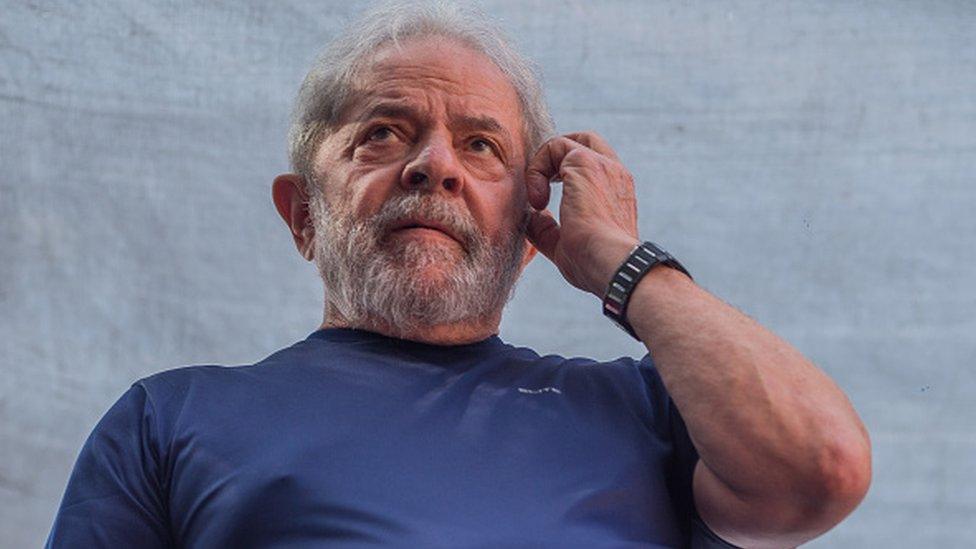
[320,301,502,346]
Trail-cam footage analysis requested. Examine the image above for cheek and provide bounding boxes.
[353,142,409,165]
[471,188,525,242]
[461,154,509,182]
[342,164,404,217]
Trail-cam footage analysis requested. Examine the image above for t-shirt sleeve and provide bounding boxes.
[45,382,172,548]
[636,353,699,538]
[638,353,741,549]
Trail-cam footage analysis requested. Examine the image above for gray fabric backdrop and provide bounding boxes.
[2,1,974,546]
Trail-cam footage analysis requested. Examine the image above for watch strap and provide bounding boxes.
[602,241,692,340]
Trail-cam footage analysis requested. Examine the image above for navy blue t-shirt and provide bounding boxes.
[47,328,734,548]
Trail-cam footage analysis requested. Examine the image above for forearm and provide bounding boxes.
[522,126,871,542]
[626,266,871,507]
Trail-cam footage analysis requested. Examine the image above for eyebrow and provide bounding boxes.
[355,102,514,152]
[453,114,511,144]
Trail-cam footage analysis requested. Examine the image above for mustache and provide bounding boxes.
[369,193,482,249]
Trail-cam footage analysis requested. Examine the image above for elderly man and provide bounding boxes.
[47,3,870,548]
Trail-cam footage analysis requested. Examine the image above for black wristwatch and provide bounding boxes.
[602,241,692,339]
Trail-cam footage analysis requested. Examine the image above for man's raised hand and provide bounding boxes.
[524,132,641,297]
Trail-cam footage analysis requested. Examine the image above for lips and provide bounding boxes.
[389,218,462,245]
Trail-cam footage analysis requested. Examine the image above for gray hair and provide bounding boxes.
[287,0,555,185]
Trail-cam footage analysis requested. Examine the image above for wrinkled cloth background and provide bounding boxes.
[2,1,974,547]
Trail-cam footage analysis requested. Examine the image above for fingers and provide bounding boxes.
[524,131,621,210]
[524,208,560,262]
[563,131,620,161]
[524,136,579,210]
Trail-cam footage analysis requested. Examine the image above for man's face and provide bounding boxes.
[307,36,534,332]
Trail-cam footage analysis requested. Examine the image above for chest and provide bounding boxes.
[165,371,684,547]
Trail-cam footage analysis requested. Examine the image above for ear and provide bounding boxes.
[272,173,316,261]
[519,237,538,272]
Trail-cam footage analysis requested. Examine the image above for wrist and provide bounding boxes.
[583,233,641,297]
[601,240,693,339]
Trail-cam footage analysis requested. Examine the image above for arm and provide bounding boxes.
[627,261,871,548]
[524,132,871,548]
[46,384,172,548]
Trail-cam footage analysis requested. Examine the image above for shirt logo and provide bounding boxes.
[517,386,562,395]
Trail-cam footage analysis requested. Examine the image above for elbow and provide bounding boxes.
[760,431,872,545]
[806,429,873,522]
[695,428,872,547]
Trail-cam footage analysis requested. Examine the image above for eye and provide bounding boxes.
[469,137,496,154]
[367,126,395,142]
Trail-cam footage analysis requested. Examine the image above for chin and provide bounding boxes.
[394,262,458,288]
[385,239,464,268]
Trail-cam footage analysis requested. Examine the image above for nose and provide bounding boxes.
[400,132,463,195]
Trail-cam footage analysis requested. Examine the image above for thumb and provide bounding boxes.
[525,208,560,262]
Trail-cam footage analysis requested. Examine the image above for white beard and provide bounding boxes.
[310,189,527,335]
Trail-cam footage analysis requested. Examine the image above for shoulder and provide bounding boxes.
[124,364,235,438]
[503,344,671,410]
[512,344,662,387]
[135,364,236,405]
[502,341,655,372]
[133,335,323,406]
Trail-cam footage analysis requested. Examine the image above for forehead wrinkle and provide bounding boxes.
[368,77,509,112]
[377,69,472,93]
[354,101,425,125]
